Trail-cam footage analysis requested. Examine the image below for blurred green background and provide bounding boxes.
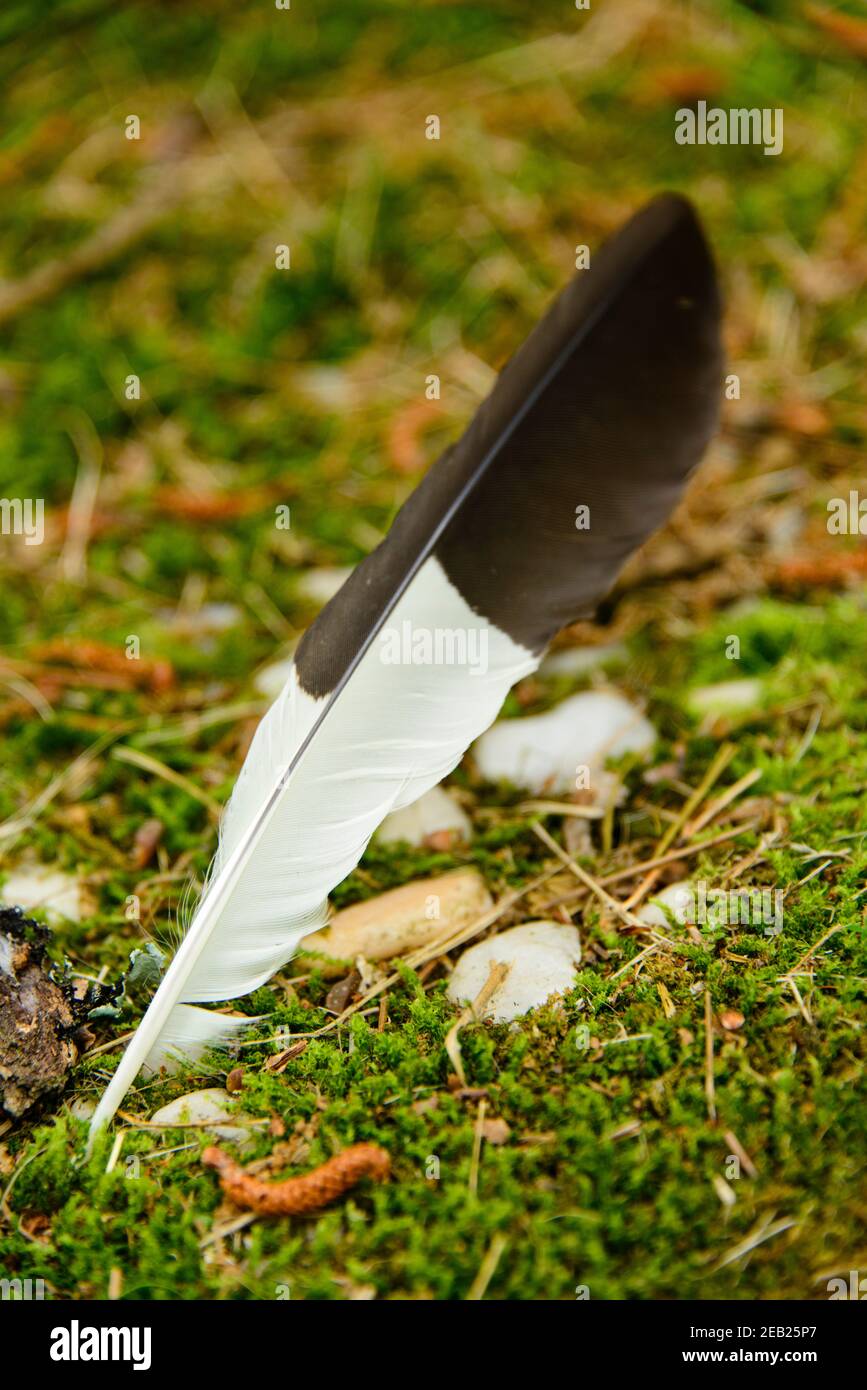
[1,0,865,601]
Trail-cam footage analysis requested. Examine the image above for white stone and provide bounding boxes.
[301,869,492,976]
[377,786,471,847]
[447,921,582,1022]
[149,1088,254,1145]
[472,689,656,793]
[637,880,693,928]
[539,643,626,677]
[1,862,82,921]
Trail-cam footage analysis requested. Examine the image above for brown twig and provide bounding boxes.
[0,105,203,329]
[779,923,844,983]
[622,743,737,910]
[60,413,103,586]
[465,1233,508,1301]
[537,820,760,917]
[682,768,762,839]
[723,1130,759,1179]
[445,961,510,1086]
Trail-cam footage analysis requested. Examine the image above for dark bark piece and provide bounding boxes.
[0,908,76,1119]
[0,906,121,1119]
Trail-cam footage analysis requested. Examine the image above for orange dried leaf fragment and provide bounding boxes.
[202,1142,390,1216]
[33,638,174,692]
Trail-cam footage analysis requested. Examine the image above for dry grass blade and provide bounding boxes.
[779,923,844,983]
[704,989,716,1123]
[465,1232,508,1300]
[0,1148,48,1243]
[683,768,762,839]
[0,724,133,848]
[0,182,185,327]
[610,942,662,981]
[0,112,200,326]
[530,821,761,919]
[82,1030,135,1059]
[659,742,737,856]
[104,1131,126,1175]
[723,1130,759,1179]
[468,1097,487,1196]
[532,819,649,928]
[723,829,781,885]
[623,742,737,910]
[114,1112,269,1133]
[445,961,511,1086]
[713,1217,798,1271]
[790,858,834,890]
[112,746,222,819]
[656,980,675,1018]
[137,700,267,747]
[787,976,812,1025]
[792,704,822,764]
[199,1213,258,1249]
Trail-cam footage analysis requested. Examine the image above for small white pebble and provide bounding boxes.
[377,786,471,847]
[539,643,626,677]
[254,651,298,700]
[150,1088,254,1146]
[447,921,582,1023]
[296,566,354,607]
[637,881,693,928]
[1,862,82,922]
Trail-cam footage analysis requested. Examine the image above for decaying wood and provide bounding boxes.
[0,906,120,1119]
[0,909,77,1118]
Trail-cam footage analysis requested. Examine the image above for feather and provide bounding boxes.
[89,193,722,1142]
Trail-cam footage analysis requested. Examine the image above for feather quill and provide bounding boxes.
[90,193,722,1142]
